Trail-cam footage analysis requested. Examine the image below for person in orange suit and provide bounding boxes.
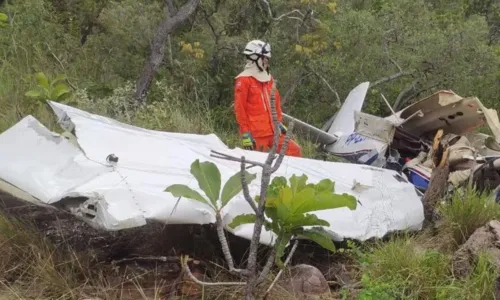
[233,40,302,157]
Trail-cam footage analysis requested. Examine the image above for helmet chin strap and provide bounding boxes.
[246,55,269,74]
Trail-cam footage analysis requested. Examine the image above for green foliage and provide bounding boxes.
[229,174,357,267]
[0,12,7,27]
[165,159,257,212]
[439,186,500,247]
[24,72,72,102]
[357,234,499,299]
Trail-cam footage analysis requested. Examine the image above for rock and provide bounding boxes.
[280,264,331,299]
[452,220,500,279]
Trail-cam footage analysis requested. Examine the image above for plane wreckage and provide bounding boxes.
[284,82,500,196]
[0,81,498,246]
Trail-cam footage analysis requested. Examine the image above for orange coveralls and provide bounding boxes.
[234,75,302,157]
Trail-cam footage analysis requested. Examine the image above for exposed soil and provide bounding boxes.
[0,191,358,299]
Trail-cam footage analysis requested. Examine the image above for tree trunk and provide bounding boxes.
[134,0,200,104]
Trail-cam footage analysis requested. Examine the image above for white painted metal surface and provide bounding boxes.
[0,101,424,245]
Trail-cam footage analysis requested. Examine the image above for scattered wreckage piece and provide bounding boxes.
[284,82,500,196]
[0,101,424,245]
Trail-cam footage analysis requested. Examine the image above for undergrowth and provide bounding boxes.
[438,186,500,249]
[348,235,499,300]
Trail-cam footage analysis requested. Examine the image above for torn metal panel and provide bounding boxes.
[354,111,396,144]
[0,101,425,245]
[390,90,487,138]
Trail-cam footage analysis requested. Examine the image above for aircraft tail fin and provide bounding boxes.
[326,82,370,137]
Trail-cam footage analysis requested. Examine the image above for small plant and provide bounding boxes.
[228,174,357,267]
[25,72,72,102]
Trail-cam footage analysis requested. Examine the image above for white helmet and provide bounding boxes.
[242,40,271,58]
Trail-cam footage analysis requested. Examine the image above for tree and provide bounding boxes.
[134,0,201,104]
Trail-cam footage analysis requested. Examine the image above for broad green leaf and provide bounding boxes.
[34,72,49,89]
[190,160,221,206]
[289,174,308,195]
[165,184,211,207]
[264,206,279,223]
[264,196,278,208]
[52,74,67,85]
[270,176,287,189]
[279,186,294,208]
[276,202,291,224]
[228,214,256,229]
[25,90,41,98]
[288,213,330,229]
[298,227,336,252]
[268,176,287,198]
[315,179,335,192]
[50,84,71,100]
[220,170,256,208]
[264,220,280,234]
[290,186,316,215]
[294,192,357,214]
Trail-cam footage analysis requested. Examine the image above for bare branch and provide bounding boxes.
[134,0,201,104]
[307,67,341,107]
[392,79,420,111]
[111,256,179,265]
[399,81,441,109]
[271,121,295,173]
[180,255,246,286]
[165,0,177,15]
[369,70,413,88]
[165,0,178,65]
[263,240,299,299]
[215,213,249,276]
[264,87,282,168]
[256,242,278,285]
[261,0,304,21]
[241,158,259,214]
[210,150,265,168]
[383,37,403,73]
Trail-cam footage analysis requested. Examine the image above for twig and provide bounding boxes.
[180,255,246,286]
[262,240,299,299]
[271,121,295,173]
[111,256,179,265]
[215,213,249,276]
[383,36,403,73]
[265,87,281,167]
[307,67,341,107]
[44,42,78,90]
[369,70,412,88]
[255,236,280,285]
[210,150,265,168]
[241,157,259,213]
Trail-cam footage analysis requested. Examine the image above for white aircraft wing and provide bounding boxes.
[0,101,424,245]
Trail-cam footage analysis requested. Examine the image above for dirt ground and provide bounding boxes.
[0,191,358,299]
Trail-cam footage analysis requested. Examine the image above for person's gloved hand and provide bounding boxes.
[278,122,287,134]
[241,132,255,150]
